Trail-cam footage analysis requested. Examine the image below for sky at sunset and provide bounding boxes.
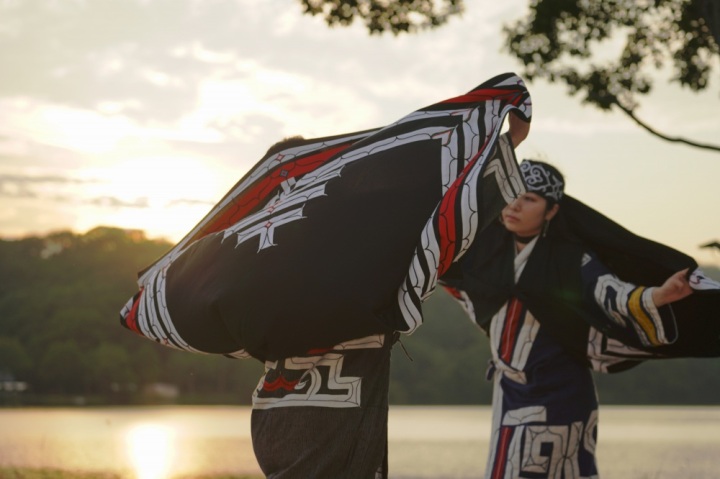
[1,0,719,267]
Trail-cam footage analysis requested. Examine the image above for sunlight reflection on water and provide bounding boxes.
[126,424,175,479]
[0,405,719,478]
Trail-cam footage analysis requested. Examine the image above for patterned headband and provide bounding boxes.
[519,159,564,203]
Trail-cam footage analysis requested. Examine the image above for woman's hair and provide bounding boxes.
[265,135,306,157]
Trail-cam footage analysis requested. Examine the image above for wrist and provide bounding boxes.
[650,287,665,307]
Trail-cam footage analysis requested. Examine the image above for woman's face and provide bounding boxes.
[501,192,559,237]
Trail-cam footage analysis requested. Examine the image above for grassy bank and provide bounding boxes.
[0,469,262,479]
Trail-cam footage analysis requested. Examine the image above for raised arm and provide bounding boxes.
[582,253,678,348]
[508,111,530,148]
[652,268,693,307]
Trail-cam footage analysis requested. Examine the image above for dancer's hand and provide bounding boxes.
[652,268,693,306]
[508,111,530,148]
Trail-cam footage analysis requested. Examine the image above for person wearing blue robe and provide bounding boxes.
[440,160,719,479]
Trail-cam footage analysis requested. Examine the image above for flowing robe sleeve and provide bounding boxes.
[440,218,720,374]
[119,73,531,361]
[581,251,679,373]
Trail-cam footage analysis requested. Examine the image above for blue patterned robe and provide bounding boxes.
[440,191,720,478]
[474,237,677,479]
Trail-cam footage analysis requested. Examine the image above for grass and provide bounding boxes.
[0,469,263,479]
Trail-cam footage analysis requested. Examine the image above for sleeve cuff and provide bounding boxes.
[630,287,678,346]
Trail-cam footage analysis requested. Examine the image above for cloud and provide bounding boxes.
[0,173,94,184]
[84,196,150,208]
[166,198,215,207]
[0,119,102,169]
[0,173,94,198]
[0,0,365,123]
[0,0,208,119]
[0,0,523,127]
[0,173,150,210]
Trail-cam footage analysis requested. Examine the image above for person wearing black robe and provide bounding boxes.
[440,160,720,478]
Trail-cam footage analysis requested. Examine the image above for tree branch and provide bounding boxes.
[613,102,720,153]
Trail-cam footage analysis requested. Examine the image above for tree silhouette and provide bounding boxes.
[296,1,719,152]
[702,240,720,251]
[1,228,718,405]
[503,0,720,152]
[297,0,464,34]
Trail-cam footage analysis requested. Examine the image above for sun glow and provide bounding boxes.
[92,155,223,206]
[126,423,176,479]
[75,155,231,241]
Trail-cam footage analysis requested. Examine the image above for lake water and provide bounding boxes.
[0,405,719,478]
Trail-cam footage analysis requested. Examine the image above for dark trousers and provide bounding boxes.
[251,333,394,479]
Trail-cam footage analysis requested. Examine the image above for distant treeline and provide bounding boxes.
[0,227,719,406]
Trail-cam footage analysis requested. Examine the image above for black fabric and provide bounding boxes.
[119,72,532,362]
[168,140,441,360]
[557,196,720,358]
[251,334,393,478]
[443,222,516,332]
[443,195,720,366]
[556,196,696,286]
[446,221,593,365]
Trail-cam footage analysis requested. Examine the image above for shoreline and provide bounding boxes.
[0,468,263,479]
